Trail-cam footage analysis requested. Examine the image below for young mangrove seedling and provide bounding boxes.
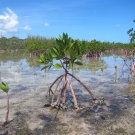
[0,82,9,126]
[38,33,99,112]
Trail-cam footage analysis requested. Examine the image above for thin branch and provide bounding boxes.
[60,59,67,72]
[5,92,9,123]
[3,92,9,126]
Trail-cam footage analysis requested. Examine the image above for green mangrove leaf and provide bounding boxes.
[38,54,45,63]
[69,60,72,69]
[0,82,9,93]
[127,28,133,34]
[48,64,52,70]
[44,53,50,60]
[38,52,53,64]
[37,59,43,63]
[69,42,75,48]
[74,61,83,65]
[41,65,50,70]
[48,52,53,59]
[53,63,62,69]
[101,68,104,72]
[50,51,57,58]
[52,48,59,55]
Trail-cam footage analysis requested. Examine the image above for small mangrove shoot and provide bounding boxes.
[38,33,97,111]
[0,82,9,126]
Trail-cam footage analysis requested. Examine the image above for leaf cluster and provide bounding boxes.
[127,20,135,43]
[0,82,9,93]
[38,33,86,70]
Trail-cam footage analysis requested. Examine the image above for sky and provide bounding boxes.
[0,0,134,43]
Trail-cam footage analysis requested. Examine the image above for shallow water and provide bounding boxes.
[0,53,135,135]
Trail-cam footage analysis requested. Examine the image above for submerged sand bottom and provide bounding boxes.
[0,57,135,135]
[0,84,135,135]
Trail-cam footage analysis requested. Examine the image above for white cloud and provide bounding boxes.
[23,25,32,30]
[0,8,19,34]
[44,23,49,26]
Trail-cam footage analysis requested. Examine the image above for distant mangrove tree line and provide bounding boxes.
[0,35,134,54]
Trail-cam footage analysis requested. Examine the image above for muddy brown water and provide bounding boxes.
[0,55,135,135]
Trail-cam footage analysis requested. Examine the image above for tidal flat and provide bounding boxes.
[0,54,135,135]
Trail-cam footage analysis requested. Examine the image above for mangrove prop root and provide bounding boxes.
[67,72,96,100]
[46,68,97,110]
[51,74,65,104]
[46,74,65,96]
[62,82,67,104]
[62,70,68,104]
[56,80,68,106]
[67,78,78,107]
[48,89,52,97]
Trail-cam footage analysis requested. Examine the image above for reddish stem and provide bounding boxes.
[56,79,68,105]
[62,83,67,104]
[67,78,78,107]
[3,92,9,126]
[46,74,65,96]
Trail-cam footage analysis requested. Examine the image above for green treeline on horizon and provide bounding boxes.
[0,35,56,51]
[0,35,135,52]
